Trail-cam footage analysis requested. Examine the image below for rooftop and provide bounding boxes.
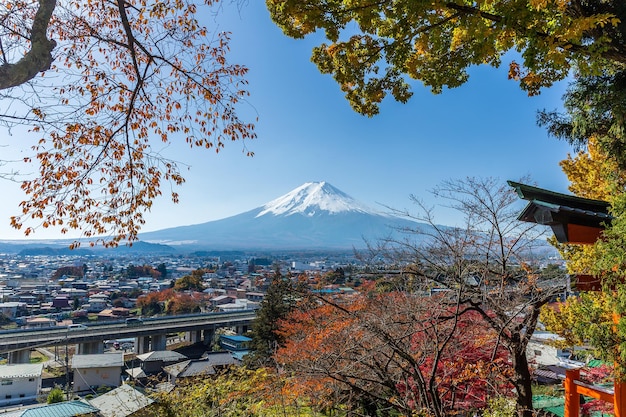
[71,352,124,369]
[0,363,43,379]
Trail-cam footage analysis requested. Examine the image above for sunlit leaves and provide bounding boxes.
[1,0,256,246]
[267,0,625,115]
[275,291,512,416]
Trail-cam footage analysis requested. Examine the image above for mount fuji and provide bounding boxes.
[138,182,426,250]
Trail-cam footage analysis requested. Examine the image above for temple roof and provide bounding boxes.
[508,181,612,244]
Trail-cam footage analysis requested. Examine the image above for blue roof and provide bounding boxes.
[22,400,99,417]
[220,335,252,342]
[231,350,250,361]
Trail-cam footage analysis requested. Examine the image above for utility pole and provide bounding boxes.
[65,331,70,400]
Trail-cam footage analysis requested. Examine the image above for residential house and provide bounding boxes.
[0,302,27,319]
[88,384,154,417]
[24,317,56,329]
[129,350,188,377]
[7,292,36,305]
[245,292,264,303]
[209,295,235,310]
[71,352,124,394]
[51,296,71,310]
[163,352,240,384]
[0,363,43,406]
[96,307,130,322]
[219,335,251,361]
[527,331,573,367]
[216,298,258,312]
[219,335,251,352]
[84,293,110,313]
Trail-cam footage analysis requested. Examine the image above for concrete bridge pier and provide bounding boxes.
[185,330,202,344]
[7,349,30,364]
[135,336,151,354]
[203,327,215,346]
[236,325,249,335]
[76,341,104,355]
[151,334,167,351]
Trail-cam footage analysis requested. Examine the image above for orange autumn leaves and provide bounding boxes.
[2,0,255,246]
[274,290,512,415]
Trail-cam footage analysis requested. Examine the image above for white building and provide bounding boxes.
[72,352,124,394]
[0,363,43,406]
[527,331,572,367]
[0,302,26,319]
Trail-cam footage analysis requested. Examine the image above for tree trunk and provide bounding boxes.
[512,350,534,417]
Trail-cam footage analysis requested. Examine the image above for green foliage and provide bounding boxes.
[246,268,304,366]
[123,264,161,279]
[541,292,621,373]
[157,263,168,278]
[267,0,625,116]
[148,367,312,417]
[539,71,626,169]
[173,270,205,292]
[482,397,517,417]
[47,386,65,404]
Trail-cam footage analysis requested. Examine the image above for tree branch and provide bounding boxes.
[0,0,57,90]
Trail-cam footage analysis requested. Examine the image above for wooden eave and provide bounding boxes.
[508,181,612,244]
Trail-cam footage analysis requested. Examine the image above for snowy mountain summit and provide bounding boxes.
[138,181,413,249]
[257,181,376,218]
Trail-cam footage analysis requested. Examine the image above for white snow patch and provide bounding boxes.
[256,181,380,218]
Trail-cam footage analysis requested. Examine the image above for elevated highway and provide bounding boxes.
[0,311,256,360]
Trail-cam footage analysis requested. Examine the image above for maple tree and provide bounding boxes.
[136,287,202,315]
[558,137,626,202]
[276,289,512,416]
[368,177,566,416]
[267,0,626,117]
[0,0,255,246]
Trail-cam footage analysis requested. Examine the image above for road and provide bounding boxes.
[0,311,256,354]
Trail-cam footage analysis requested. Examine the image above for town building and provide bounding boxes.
[71,352,124,394]
[0,363,43,406]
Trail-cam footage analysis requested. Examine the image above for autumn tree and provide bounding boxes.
[146,367,306,417]
[0,0,255,246]
[370,177,566,417]
[123,264,160,279]
[164,292,202,315]
[538,129,626,377]
[267,0,625,117]
[136,291,167,316]
[276,289,512,416]
[558,137,625,201]
[174,269,205,292]
[51,265,85,280]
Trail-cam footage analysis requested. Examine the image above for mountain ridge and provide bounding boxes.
[138,181,421,250]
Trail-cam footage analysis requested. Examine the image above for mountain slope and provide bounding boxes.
[139,182,424,250]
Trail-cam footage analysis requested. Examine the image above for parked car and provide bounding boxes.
[125,317,143,326]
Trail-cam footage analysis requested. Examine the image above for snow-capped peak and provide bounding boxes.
[256,182,376,218]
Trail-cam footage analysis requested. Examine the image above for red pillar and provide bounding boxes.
[565,369,580,417]
[615,380,626,417]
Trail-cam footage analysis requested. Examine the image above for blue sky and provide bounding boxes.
[0,2,575,240]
